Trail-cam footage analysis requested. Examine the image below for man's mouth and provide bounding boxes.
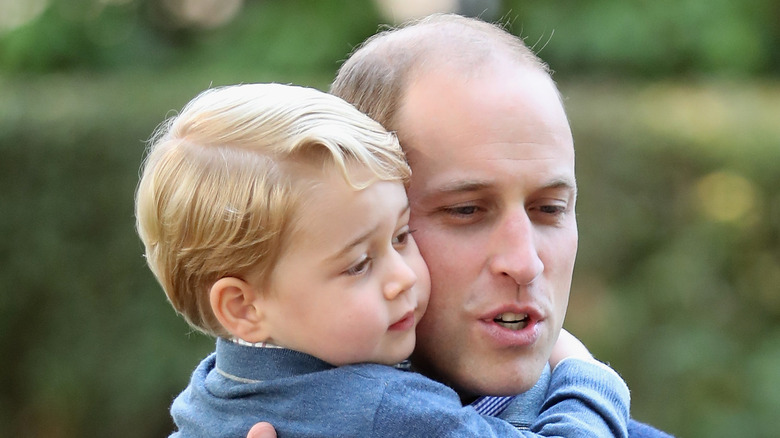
[493,312,531,330]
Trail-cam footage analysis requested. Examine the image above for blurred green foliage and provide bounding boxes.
[563,80,780,437]
[1,0,778,437]
[505,0,780,78]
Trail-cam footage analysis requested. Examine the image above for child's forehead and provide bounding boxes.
[287,160,404,218]
[281,156,379,188]
[281,174,408,259]
[281,160,364,224]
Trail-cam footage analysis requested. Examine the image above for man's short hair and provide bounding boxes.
[331,13,550,134]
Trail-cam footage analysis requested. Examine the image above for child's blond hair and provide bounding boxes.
[135,83,409,337]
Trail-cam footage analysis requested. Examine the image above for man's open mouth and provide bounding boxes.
[493,312,531,330]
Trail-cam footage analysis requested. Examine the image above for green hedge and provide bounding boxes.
[2,71,779,438]
[564,79,780,437]
[1,1,779,436]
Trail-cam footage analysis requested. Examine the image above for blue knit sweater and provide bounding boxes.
[169,338,629,437]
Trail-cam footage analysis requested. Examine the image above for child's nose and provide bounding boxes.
[383,250,418,300]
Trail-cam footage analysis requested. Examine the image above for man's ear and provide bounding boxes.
[209,277,271,343]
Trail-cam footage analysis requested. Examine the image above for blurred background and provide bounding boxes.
[1,0,778,436]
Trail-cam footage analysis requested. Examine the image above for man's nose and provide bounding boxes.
[488,209,544,286]
[383,250,418,300]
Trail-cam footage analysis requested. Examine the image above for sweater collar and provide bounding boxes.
[215,337,334,382]
[495,364,551,427]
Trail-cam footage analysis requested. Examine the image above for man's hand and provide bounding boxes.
[247,422,277,438]
[549,328,594,370]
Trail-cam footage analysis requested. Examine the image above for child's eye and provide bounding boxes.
[344,256,371,276]
[392,228,414,247]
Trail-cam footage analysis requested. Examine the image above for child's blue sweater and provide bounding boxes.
[170,338,629,437]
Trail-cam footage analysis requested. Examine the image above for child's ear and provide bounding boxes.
[209,277,271,343]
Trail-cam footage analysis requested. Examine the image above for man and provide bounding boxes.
[249,13,672,437]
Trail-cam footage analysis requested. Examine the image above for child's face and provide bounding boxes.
[260,165,430,366]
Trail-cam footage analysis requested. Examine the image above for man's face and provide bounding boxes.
[398,58,578,399]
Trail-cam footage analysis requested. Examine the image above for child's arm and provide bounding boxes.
[382,329,629,437]
[529,357,630,437]
[246,357,629,438]
[549,328,595,369]
[370,339,629,438]
[244,330,629,438]
[521,329,630,437]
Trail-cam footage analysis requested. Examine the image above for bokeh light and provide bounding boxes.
[695,170,759,224]
[162,0,243,29]
[374,0,458,23]
[0,0,49,34]
[373,0,502,23]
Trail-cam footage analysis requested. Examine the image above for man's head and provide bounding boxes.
[135,83,412,340]
[331,14,578,398]
[331,13,551,140]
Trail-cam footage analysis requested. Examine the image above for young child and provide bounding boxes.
[135,83,630,437]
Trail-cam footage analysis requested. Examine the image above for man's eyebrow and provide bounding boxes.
[432,178,577,195]
[543,178,578,194]
[433,180,490,194]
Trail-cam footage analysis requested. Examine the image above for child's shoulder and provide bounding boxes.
[340,362,422,381]
[340,363,461,400]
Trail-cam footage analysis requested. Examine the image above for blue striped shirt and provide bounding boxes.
[471,395,515,416]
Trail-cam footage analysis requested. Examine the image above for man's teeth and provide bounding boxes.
[493,312,530,330]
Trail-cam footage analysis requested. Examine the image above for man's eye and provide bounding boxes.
[444,205,479,216]
[532,204,570,225]
[538,205,565,215]
[345,256,371,276]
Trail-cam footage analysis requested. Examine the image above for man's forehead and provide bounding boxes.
[398,63,569,138]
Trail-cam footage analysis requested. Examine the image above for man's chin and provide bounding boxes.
[448,368,545,404]
[458,365,544,400]
[462,381,538,399]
